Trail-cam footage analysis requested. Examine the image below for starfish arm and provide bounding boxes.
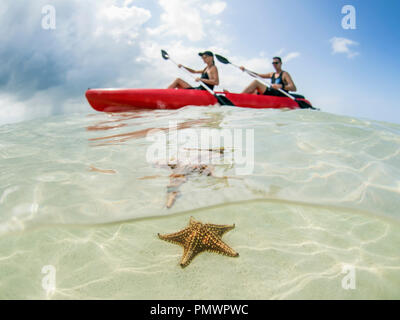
[158,227,192,247]
[205,223,235,237]
[189,216,200,226]
[205,234,239,258]
[180,237,205,268]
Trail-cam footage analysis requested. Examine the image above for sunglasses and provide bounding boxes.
[272,61,281,65]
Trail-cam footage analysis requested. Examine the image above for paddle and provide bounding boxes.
[215,54,317,110]
[161,50,235,106]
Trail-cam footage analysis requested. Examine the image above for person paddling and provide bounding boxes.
[168,51,219,90]
[240,57,297,96]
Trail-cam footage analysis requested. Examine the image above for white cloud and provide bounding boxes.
[330,37,359,58]
[202,1,227,15]
[283,52,300,63]
[272,49,301,63]
[95,4,151,42]
[147,0,205,41]
[147,0,227,42]
[123,0,135,6]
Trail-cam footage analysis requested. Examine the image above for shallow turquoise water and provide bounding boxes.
[0,106,399,299]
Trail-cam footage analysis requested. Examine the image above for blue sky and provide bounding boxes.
[0,0,399,124]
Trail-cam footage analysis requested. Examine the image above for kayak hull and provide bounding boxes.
[85,88,310,112]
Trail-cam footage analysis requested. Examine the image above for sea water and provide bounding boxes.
[0,106,399,299]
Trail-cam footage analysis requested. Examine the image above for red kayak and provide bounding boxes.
[85,88,312,112]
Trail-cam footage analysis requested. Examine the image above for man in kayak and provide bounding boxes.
[168,51,220,90]
[240,57,297,95]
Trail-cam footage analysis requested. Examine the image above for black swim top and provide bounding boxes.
[271,71,286,91]
[199,68,214,90]
[263,71,288,96]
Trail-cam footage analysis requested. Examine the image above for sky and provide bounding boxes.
[0,0,399,125]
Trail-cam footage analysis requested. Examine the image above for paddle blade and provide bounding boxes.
[161,50,169,60]
[215,94,235,106]
[215,54,231,65]
[296,99,317,110]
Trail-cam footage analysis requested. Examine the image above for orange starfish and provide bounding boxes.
[158,217,239,268]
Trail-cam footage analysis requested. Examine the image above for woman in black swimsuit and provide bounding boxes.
[167,51,219,90]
